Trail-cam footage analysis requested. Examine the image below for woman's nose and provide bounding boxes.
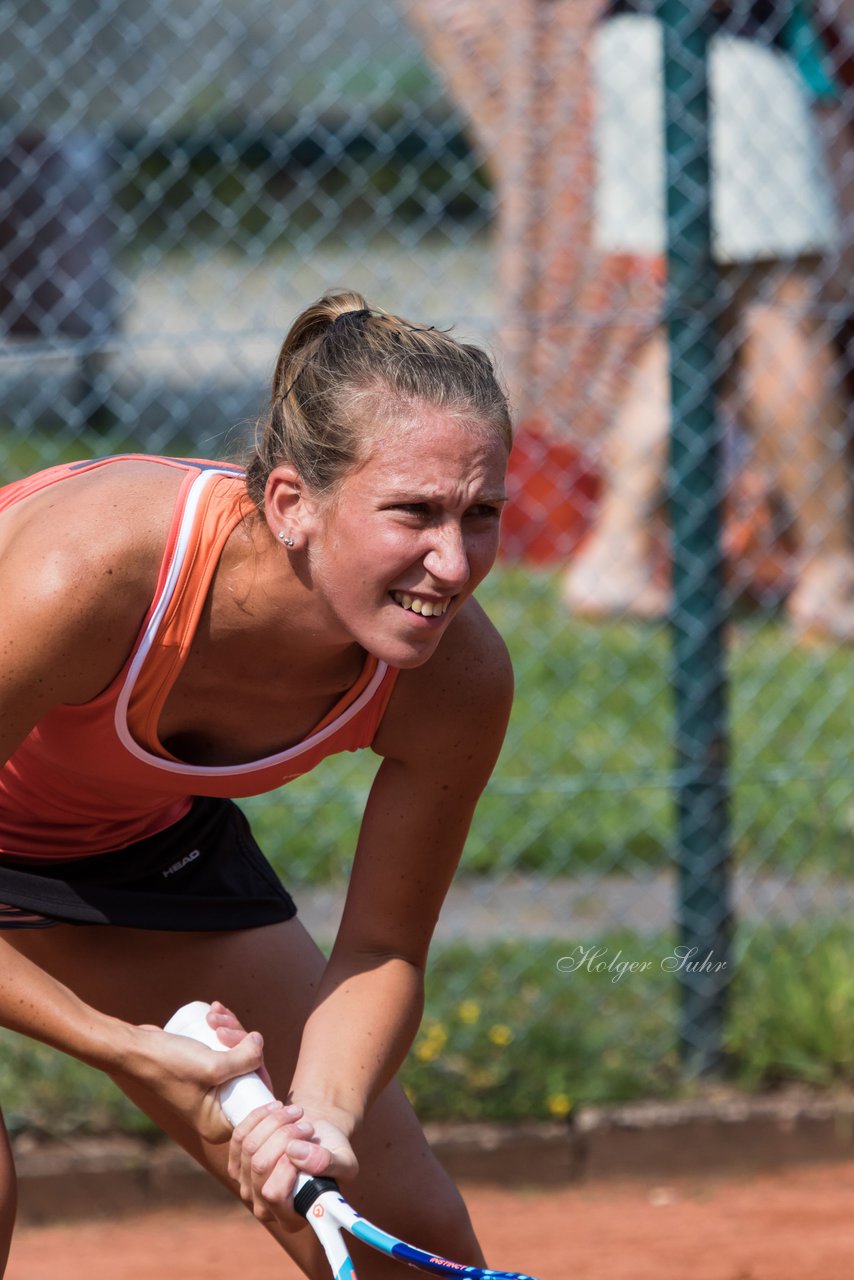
[423,523,470,587]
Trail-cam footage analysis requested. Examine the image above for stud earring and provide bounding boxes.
[278,531,295,547]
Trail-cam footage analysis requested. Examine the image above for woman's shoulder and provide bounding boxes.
[428,595,512,686]
[375,599,513,765]
[4,458,185,572]
[0,459,188,706]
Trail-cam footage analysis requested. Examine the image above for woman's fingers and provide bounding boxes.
[206,1003,275,1091]
[224,1101,360,1230]
[206,1000,244,1046]
[252,1117,359,1218]
[228,1103,302,1179]
[227,1104,336,1227]
[229,1105,312,1207]
[206,1031,266,1092]
[280,1136,334,1180]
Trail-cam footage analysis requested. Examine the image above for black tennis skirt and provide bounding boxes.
[0,797,297,931]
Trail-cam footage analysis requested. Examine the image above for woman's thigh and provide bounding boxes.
[4,921,479,1270]
[6,918,325,1043]
[0,1108,16,1277]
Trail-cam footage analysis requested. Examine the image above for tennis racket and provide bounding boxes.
[164,1001,540,1280]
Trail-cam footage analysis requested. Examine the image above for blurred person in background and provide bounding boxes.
[562,0,854,637]
[816,0,854,398]
[408,0,854,640]
[406,1,603,443]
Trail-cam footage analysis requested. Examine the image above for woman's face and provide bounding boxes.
[302,405,508,668]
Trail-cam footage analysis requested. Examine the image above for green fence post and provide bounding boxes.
[660,0,732,1074]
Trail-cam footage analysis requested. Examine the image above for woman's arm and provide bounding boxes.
[293,602,513,1108]
[230,600,513,1210]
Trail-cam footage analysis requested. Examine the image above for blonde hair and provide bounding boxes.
[245,291,512,508]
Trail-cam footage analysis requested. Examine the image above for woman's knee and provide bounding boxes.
[400,1160,480,1262]
[351,1085,483,1266]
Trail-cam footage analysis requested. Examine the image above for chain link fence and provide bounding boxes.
[2,0,854,1124]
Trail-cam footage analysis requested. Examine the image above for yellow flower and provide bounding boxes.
[457,1000,481,1025]
[547,1092,572,1119]
[488,1023,513,1047]
[415,1021,448,1062]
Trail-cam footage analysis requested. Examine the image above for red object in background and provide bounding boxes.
[500,424,601,565]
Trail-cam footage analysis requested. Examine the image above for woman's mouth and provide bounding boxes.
[390,590,452,618]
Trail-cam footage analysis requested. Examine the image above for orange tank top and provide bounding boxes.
[0,457,399,859]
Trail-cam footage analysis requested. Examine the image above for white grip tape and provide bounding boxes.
[163,1000,275,1127]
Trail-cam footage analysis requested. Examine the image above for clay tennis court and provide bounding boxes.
[8,1160,854,1280]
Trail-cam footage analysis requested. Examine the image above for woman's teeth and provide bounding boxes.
[391,592,451,617]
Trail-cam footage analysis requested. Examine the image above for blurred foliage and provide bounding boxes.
[112,124,491,255]
[727,920,854,1088]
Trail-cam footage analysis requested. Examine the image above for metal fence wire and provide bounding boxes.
[2,0,854,1114]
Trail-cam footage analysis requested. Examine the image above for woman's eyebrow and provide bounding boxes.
[382,486,508,503]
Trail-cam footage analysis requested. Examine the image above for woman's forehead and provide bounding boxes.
[356,415,508,485]
[368,403,506,457]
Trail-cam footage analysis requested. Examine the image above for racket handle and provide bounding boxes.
[164,1000,276,1126]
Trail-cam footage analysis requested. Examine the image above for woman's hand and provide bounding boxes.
[228,1105,359,1229]
[115,1003,269,1144]
[192,1003,359,1227]
[183,1003,359,1228]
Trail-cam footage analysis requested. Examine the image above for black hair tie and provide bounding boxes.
[280,309,371,401]
[332,308,371,331]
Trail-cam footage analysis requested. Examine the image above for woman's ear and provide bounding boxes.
[263,464,319,549]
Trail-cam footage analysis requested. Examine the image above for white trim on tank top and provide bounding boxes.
[113,468,388,777]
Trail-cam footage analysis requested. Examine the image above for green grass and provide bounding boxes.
[728,919,854,1088]
[404,935,681,1122]
[477,567,854,874]
[6,922,854,1134]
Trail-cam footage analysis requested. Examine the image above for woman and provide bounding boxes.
[0,292,514,1277]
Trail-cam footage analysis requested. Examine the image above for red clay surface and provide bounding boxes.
[8,1162,854,1280]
